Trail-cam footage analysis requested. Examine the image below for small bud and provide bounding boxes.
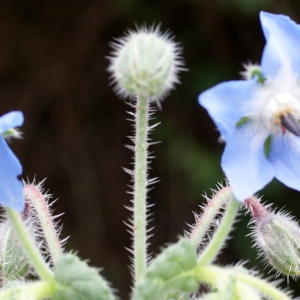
[108,26,184,101]
[245,196,300,277]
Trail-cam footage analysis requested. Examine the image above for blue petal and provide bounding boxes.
[268,133,300,192]
[198,79,257,141]
[260,11,300,77]
[221,122,274,201]
[0,137,24,212]
[0,111,24,135]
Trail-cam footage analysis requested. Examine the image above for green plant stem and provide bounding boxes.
[0,281,56,300]
[6,208,53,281]
[24,184,62,265]
[197,194,239,265]
[190,186,233,249]
[196,265,291,300]
[133,95,149,282]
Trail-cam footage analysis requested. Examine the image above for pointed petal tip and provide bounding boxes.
[259,11,273,24]
[259,11,296,27]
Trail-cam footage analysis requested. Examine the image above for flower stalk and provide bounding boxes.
[23,183,63,265]
[197,194,239,265]
[189,185,233,249]
[108,26,183,284]
[133,95,150,282]
[5,207,53,281]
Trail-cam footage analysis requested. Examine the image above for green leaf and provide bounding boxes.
[53,254,115,300]
[236,117,249,128]
[132,238,199,300]
[264,135,271,158]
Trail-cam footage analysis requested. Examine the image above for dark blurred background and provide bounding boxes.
[2,0,300,297]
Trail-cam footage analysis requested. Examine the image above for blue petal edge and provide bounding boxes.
[198,79,257,141]
[260,11,300,77]
[0,138,24,212]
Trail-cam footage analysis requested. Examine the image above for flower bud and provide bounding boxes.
[108,26,184,100]
[245,197,300,276]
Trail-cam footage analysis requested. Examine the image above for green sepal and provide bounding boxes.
[132,238,199,300]
[1,128,19,138]
[52,254,115,300]
[251,69,266,84]
[236,117,249,128]
[264,135,271,158]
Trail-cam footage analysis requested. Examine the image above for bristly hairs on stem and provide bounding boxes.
[22,179,66,266]
[123,98,159,279]
[187,182,237,250]
[108,25,185,284]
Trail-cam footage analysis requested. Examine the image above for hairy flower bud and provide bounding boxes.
[245,197,300,277]
[108,26,184,101]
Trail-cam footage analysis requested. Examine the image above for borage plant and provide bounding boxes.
[0,10,299,300]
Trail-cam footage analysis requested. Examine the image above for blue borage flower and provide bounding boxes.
[199,12,300,201]
[0,111,24,212]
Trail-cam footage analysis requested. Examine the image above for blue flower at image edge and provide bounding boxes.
[199,11,300,201]
[0,111,24,212]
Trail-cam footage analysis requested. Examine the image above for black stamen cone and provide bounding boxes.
[280,113,300,136]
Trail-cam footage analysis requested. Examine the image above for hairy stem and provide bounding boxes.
[197,194,239,265]
[6,208,53,281]
[24,184,62,265]
[133,95,150,282]
[190,186,233,249]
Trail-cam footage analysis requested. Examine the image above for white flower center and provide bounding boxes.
[250,68,300,134]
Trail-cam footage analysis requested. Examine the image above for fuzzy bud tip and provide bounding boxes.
[108,26,184,101]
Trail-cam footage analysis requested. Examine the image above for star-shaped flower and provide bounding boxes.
[199,12,300,201]
[0,111,24,211]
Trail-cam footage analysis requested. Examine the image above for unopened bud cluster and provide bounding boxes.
[108,27,184,100]
[245,197,300,277]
